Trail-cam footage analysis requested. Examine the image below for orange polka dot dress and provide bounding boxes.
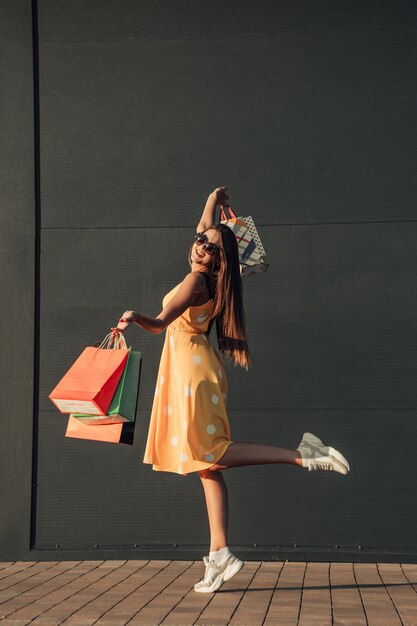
[143,281,234,476]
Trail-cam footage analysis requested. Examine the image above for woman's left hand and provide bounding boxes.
[116,310,137,331]
[213,186,229,208]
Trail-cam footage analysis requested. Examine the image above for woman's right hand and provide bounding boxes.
[213,186,229,208]
[116,310,137,332]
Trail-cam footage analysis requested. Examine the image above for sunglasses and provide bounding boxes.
[194,233,220,256]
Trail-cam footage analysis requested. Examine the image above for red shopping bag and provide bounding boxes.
[65,415,135,445]
[49,332,129,416]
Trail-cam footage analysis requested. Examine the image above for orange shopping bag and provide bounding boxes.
[49,332,129,416]
[65,414,134,445]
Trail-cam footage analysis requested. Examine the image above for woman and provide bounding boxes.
[116,187,350,593]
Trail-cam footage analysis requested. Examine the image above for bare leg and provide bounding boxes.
[198,442,302,553]
[208,441,302,472]
[198,469,229,552]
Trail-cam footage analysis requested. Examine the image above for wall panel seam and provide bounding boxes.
[40,219,417,231]
[38,23,417,47]
[30,0,41,552]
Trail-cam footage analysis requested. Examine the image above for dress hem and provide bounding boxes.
[143,440,235,477]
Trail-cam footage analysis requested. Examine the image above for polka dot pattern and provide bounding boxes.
[142,281,232,476]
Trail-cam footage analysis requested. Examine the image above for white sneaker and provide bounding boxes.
[193,553,245,593]
[297,432,350,475]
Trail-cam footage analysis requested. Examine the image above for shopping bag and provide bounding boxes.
[49,332,129,415]
[240,260,269,277]
[220,206,254,260]
[72,349,142,424]
[240,215,267,259]
[220,206,269,277]
[65,414,135,445]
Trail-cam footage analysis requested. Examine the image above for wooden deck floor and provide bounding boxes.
[0,560,416,625]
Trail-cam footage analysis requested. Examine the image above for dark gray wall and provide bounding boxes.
[2,0,417,561]
[0,0,35,559]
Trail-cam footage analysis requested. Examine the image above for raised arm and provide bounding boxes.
[196,187,229,233]
[117,271,206,335]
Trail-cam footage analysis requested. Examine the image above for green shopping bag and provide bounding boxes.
[72,349,141,424]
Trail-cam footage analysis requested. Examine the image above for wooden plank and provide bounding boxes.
[0,562,58,591]
[228,562,283,625]
[195,561,260,626]
[354,563,402,626]
[0,559,414,626]
[27,561,127,625]
[378,563,417,626]
[402,564,417,592]
[263,561,306,626]
[0,561,109,623]
[0,562,38,582]
[53,561,151,626]
[161,559,245,625]
[0,563,14,571]
[28,561,137,625]
[128,561,195,625]
[0,562,102,622]
[299,562,332,626]
[330,563,366,626]
[0,561,80,603]
[94,561,188,625]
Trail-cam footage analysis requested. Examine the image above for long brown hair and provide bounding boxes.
[188,223,252,370]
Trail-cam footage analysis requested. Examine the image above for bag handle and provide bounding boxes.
[220,205,237,221]
[99,331,128,350]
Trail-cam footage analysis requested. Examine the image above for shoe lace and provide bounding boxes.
[201,559,222,583]
[309,460,333,471]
